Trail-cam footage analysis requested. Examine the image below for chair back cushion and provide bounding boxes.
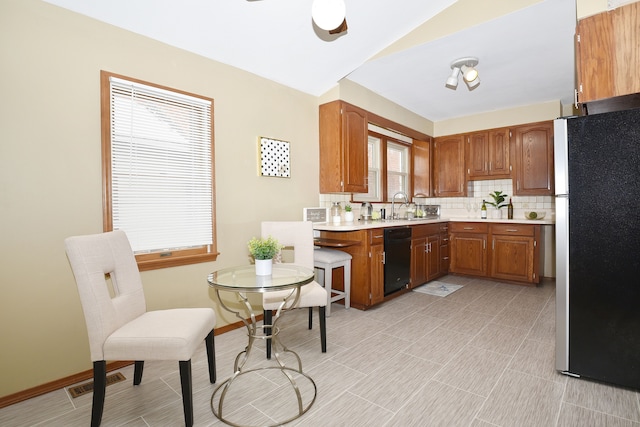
[261,221,314,270]
[65,230,146,361]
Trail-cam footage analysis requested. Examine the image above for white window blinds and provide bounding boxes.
[109,76,213,253]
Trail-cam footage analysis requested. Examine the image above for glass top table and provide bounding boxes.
[208,264,315,293]
[207,264,316,427]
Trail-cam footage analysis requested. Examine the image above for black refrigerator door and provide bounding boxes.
[567,108,640,389]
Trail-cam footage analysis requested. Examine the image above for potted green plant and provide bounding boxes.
[486,191,508,218]
[344,203,354,222]
[248,236,282,275]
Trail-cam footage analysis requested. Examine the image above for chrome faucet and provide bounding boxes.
[391,191,409,220]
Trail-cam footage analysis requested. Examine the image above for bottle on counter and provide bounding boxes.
[507,198,514,219]
[330,202,342,224]
[481,199,487,219]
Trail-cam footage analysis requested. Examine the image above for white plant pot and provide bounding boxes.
[255,258,273,276]
[344,211,354,222]
[492,209,503,219]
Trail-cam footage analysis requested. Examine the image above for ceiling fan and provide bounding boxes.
[312,0,348,34]
[247,0,348,34]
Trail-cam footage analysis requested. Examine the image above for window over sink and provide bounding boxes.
[353,128,411,202]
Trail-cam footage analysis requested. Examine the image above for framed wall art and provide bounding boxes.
[259,137,290,178]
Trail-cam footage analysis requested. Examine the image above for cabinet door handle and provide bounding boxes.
[382,252,386,264]
[492,238,495,250]
[442,256,449,260]
[483,239,486,249]
[463,227,474,230]
[506,229,519,232]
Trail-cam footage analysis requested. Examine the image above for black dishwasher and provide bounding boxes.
[384,227,412,296]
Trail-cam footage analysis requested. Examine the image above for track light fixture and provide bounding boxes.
[446,57,480,90]
[311,0,346,32]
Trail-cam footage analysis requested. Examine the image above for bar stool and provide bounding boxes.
[313,248,351,316]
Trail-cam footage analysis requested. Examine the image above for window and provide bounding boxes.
[353,130,411,202]
[101,71,218,270]
[386,141,409,197]
[354,135,381,201]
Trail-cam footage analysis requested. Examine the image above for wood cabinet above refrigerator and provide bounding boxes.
[576,1,640,105]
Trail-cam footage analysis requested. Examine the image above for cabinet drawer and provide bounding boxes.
[450,222,488,233]
[412,223,442,238]
[490,224,534,236]
[369,229,385,245]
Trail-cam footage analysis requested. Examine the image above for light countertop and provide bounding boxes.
[313,217,555,231]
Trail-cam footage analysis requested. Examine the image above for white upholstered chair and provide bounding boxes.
[261,221,328,359]
[64,230,216,427]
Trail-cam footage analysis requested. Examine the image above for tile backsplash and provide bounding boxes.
[319,179,555,221]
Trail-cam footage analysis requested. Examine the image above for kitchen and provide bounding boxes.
[2,0,640,424]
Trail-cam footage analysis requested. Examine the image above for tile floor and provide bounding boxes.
[2,275,640,426]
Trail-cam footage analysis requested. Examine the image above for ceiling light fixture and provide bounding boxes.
[311,0,346,32]
[446,57,480,90]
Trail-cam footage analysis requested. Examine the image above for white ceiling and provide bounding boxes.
[43,0,577,122]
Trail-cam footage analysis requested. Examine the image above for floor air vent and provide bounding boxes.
[68,372,126,398]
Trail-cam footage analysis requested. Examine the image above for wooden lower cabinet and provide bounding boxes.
[411,236,428,287]
[318,228,386,309]
[370,243,385,305]
[411,223,448,288]
[440,223,450,273]
[449,222,488,277]
[490,224,540,283]
[450,222,541,285]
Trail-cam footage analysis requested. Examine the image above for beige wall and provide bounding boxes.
[321,80,435,137]
[434,100,563,136]
[577,0,609,18]
[0,0,320,397]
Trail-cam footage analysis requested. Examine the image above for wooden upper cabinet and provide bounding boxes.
[466,128,511,180]
[411,138,431,197]
[488,128,511,178]
[513,121,554,196]
[577,2,640,104]
[433,134,466,197]
[466,132,489,179]
[319,101,368,193]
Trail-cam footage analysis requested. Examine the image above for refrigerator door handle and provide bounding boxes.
[554,119,569,195]
[555,195,570,372]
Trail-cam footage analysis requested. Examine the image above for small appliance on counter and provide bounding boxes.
[360,202,372,220]
[415,204,441,219]
[413,194,440,219]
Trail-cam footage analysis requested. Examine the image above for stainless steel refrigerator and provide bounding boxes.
[554,108,640,390]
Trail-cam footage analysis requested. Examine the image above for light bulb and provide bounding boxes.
[461,65,478,82]
[312,0,346,31]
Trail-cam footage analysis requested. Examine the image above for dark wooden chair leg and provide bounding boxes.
[205,330,216,383]
[308,307,313,329]
[179,360,194,427]
[264,309,273,359]
[319,306,327,353]
[91,361,107,427]
[133,361,144,385]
